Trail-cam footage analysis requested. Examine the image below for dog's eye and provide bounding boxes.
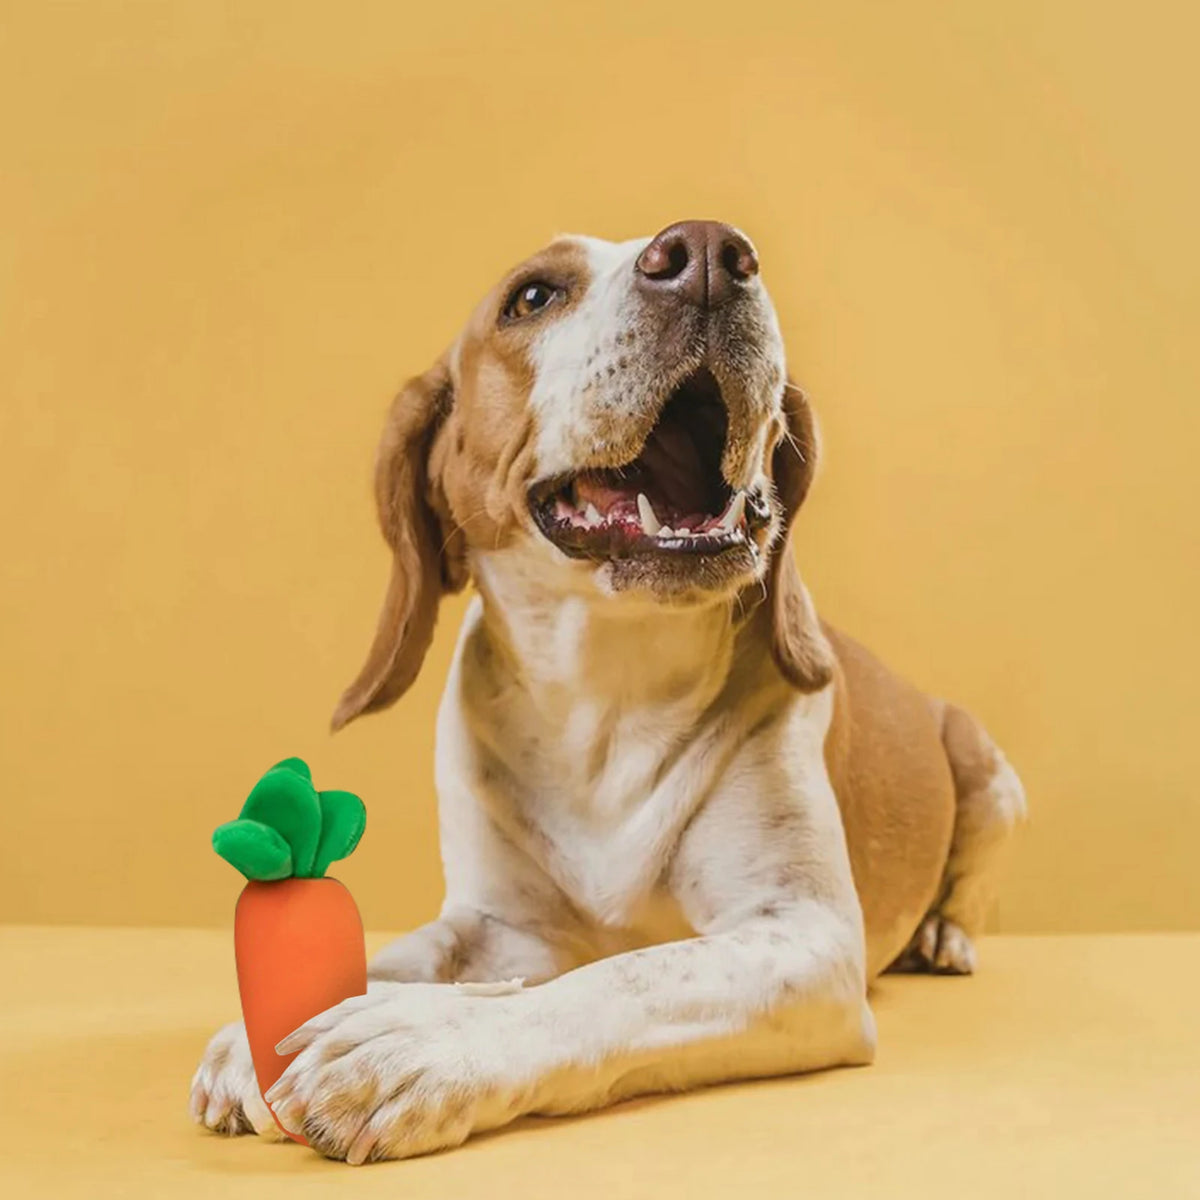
[502,281,560,322]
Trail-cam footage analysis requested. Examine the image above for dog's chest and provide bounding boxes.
[448,592,738,929]
[492,691,704,925]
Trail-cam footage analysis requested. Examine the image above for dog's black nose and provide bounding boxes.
[635,221,759,309]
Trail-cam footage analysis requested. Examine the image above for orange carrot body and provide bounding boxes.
[234,877,367,1144]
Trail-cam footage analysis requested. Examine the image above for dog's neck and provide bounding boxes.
[470,549,743,717]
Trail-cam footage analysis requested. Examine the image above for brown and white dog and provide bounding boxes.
[191,221,1026,1163]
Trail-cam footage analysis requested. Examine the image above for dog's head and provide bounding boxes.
[333,221,832,729]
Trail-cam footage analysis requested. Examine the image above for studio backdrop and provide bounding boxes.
[3,0,1197,934]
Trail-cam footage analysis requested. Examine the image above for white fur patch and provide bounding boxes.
[527,235,651,477]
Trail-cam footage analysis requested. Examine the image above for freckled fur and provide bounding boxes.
[192,226,1025,1161]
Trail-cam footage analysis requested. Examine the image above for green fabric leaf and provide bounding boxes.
[311,790,367,878]
[270,756,312,782]
[212,819,293,881]
[239,765,322,878]
[211,758,367,881]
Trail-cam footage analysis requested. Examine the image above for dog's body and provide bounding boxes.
[192,223,1025,1163]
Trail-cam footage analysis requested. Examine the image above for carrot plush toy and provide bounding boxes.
[212,757,367,1144]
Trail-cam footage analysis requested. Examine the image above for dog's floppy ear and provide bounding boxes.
[332,356,467,730]
[764,382,835,692]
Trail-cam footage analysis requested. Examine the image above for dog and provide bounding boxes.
[191,221,1026,1163]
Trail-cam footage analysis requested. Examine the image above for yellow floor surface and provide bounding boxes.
[2,928,1197,1198]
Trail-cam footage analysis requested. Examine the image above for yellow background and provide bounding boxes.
[3,0,1197,933]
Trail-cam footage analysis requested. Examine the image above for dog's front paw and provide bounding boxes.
[264,982,534,1163]
[190,1021,285,1139]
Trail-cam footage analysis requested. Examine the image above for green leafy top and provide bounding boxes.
[212,758,366,881]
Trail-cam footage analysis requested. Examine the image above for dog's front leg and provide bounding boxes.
[266,898,872,1162]
[530,898,875,1111]
[369,905,564,985]
[213,889,872,1152]
[267,718,874,1161]
[521,707,878,1113]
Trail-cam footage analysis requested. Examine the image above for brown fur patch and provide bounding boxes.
[822,625,957,975]
[332,357,465,729]
[941,701,1002,799]
[334,241,593,727]
[758,382,835,691]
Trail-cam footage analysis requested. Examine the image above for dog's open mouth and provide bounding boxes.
[530,368,771,561]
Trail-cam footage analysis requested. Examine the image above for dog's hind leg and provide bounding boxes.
[891,703,1027,975]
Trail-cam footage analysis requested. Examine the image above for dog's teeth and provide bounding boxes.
[720,491,747,532]
[658,525,676,538]
[584,503,603,527]
[637,493,662,536]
